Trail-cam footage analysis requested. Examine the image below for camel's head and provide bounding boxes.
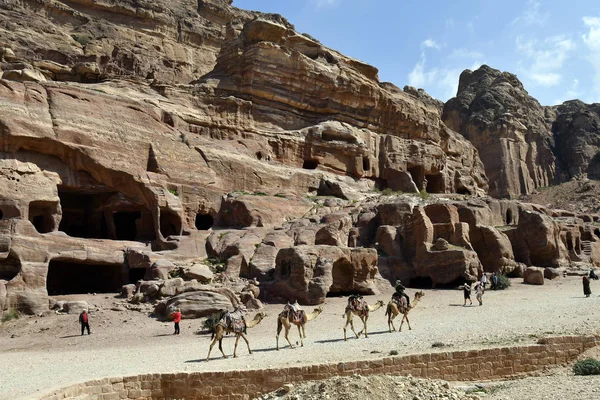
[313,306,324,314]
[375,300,385,307]
[414,291,425,300]
[255,312,266,321]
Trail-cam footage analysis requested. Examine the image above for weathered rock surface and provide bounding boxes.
[523,267,545,285]
[443,65,558,198]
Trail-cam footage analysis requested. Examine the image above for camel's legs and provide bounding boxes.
[276,318,283,351]
[240,332,252,355]
[297,325,304,347]
[388,312,396,332]
[233,334,240,358]
[349,316,360,339]
[343,312,352,341]
[301,324,307,339]
[283,323,294,349]
[399,314,409,332]
[363,315,369,338]
[206,332,227,361]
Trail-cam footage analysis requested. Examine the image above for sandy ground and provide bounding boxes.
[1,277,600,400]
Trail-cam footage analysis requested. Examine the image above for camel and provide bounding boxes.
[343,297,385,341]
[276,305,323,350]
[385,291,425,332]
[206,311,265,361]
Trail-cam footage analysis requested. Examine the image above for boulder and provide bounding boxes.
[314,213,352,246]
[515,210,569,268]
[523,267,545,285]
[184,264,214,282]
[431,238,449,251]
[158,278,184,297]
[148,259,176,280]
[162,290,234,319]
[267,245,378,304]
[544,267,564,280]
[64,301,88,314]
[121,284,136,298]
[376,226,403,257]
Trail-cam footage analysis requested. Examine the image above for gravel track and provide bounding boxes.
[1,277,600,400]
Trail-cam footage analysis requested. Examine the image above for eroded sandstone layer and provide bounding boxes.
[1,0,599,315]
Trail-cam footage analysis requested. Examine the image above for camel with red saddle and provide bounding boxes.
[276,303,323,350]
[385,291,425,332]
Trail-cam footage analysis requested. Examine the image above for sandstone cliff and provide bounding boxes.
[443,65,559,198]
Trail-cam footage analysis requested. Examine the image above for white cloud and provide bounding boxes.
[553,79,581,104]
[512,0,549,26]
[449,49,484,60]
[310,0,341,8]
[408,53,484,100]
[583,16,600,101]
[421,39,440,50]
[516,35,575,87]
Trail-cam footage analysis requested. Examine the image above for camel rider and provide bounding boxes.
[393,280,410,307]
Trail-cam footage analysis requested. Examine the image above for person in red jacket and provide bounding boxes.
[172,308,182,335]
[79,310,91,335]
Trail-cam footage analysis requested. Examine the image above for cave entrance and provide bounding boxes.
[113,211,140,241]
[0,209,3,219]
[160,210,181,238]
[195,213,214,230]
[303,159,319,170]
[29,201,58,233]
[46,260,129,295]
[328,259,354,295]
[128,267,146,283]
[407,166,424,190]
[595,229,600,239]
[58,188,155,241]
[425,174,444,193]
[362,157,370,172]
[506,209,513,225]
[0,251,20,281]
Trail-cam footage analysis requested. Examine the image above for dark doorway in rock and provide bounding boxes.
[408,276,433,288]
[0,251,20,281]
[128,267,146,284]
[328,259,354,295]
[160,210,181,238]
[457,188,471,195]
[195,213,214,230]
[58,190,111,239]
[362,157,370,172]
[29,201,58,233]
[595,229,600,239]
[46,260,127,295]
[113,211,140,241]
[0,209,3,220]
[407,166,424,190]
[425,174,444,193]
[506,209,513,225]
[303,159,319,170]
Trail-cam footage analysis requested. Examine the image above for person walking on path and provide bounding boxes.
[475,282,484,305]
[583,275,592,298]
[172,308,182,335]
[481,273,487,290]
[79,310,91,335]
[462,282,472,306]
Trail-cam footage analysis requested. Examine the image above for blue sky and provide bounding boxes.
[233,0,600,105]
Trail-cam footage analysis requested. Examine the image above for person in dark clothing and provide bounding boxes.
[462,282,472,306]
[393,280,410,307]
[79,310,91,335]
[589,270,599,280]
[491,272,499,290]
[583,276,592,297]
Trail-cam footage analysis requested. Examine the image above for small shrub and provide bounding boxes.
[167,188,179,197]
[1,309,19,322]
[71,34,91,46]
[389,350,399,356]
[573,358,600,375]
[431,341,446,348]
[253,192,268,196]
[418,189,430,200]
[495,274,511,290]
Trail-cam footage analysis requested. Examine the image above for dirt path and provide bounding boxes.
[1,277,600,400]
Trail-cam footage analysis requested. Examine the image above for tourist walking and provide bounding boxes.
[481,273,487,290]
[79,310,91,335]
[475,282,484,305]
[583,275,592,298]
[462,282,472,306]
[172,308,182,335]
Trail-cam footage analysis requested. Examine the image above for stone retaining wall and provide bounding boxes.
[39,335,600,400]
